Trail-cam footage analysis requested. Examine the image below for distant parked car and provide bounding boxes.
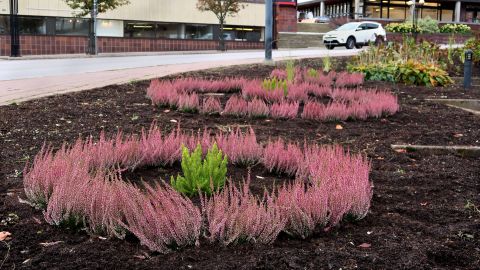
[323,21,386,50]
[314,16,330,23]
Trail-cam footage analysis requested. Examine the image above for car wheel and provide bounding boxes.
[345,37,355,49]
[355,44,363,49]
[326,45,335,50]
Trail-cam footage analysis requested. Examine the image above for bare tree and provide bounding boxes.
[64,0,130,54]
[197,0,245,51]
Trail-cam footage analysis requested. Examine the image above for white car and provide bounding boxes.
[323,22,386,50]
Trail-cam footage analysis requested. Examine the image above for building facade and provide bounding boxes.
[298,0,480,23]
[0,0,272,56]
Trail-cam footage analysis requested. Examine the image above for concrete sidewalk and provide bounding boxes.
[0,48,359,106]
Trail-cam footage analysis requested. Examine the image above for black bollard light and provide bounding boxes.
[464,49,473,89]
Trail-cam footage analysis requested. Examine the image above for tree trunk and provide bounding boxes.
[219,18,226,51]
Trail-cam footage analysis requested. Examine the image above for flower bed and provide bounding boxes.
[23,124,372,253]
[146,70,399,121]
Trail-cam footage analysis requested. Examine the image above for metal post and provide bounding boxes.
[464,49,473,89]
[88,0,98,55]
[265,0,273,62]
[9,0,20,57]
[93,0,98,55]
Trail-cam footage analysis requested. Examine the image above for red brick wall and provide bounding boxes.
[275,5,298,33]
[387,33,473,44]
[0,35,264,56]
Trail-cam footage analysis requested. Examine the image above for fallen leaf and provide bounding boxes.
[256,176,265,179]
[453,133,463,138]
[420,202,428,206]
[170,119,178,123]
[98,236,107,240]
[0,231,11,241]
[376,157,385,160]
[134,255,146,260]
[395,149,407,153]
[22,259,32,265]
[39,241,63,247]
[358,243,371,248]
[335,124,343,130]
[164,109,170,113]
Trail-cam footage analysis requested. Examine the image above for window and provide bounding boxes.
[223,26,262,42]
[124,22,156,38]
[389,6,407,20]
[19,16,46,35]
[0,15,9,35]
[157,23,182,39]
[97,19,123,37]
[56,18,89,36]
[367,23,379,29]
[421,8,438,20]
[185,24,212,40]
[365,6,381,18]
[440,9,454,22]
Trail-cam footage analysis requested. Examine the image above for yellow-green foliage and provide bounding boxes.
[307,68,318,78]
[322,56,332,73]
[285,60,295,82]
[171,143,228,197]
[262,78,288,97]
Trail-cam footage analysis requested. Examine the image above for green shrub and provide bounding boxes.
[385,22,415,33]
[386,17,439,34]
[171,143,228,197]
[417,17,439,34]
[464,38,480,64]
[262,78,288,96]
[349,60,453,87]
[440,24,471,34]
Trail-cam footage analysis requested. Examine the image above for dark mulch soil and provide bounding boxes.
[1,58,479,269]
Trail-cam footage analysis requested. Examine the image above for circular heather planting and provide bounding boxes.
[23,124,372,253]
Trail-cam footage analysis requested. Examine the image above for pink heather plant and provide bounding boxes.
[275,180,328,239]
[304,70,334,86]
[323,102,350,121]
[202,179,286,246]
[270,101,299,119]
[215,128,263,165]
[242,80,285,103]
[119,181,202,253]
[147,80,178,106]
[299,145,372,225]
[201,97,223,114]
[223,95,248,116]
[172,77,246,93]
[140,125,184,166]
[270,69,287,80]
[305,84,332,98]
[177,93,200,112]
[301,101,326,120]
[334,72,364,88]
[263,138,303,176]
[247,98,270,118]
[287,83,308,102]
